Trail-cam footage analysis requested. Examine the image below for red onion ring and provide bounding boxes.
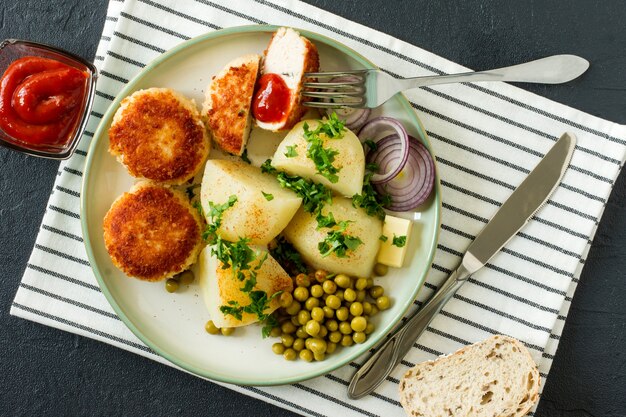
[372,135,435,211]
[323,76,371,131]
[358,117,410,184]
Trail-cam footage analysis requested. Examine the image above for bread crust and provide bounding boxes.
[103,182,204,281]
[399,335,540,417]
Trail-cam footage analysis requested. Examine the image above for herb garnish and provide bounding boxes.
[352,171,391,220]
[240,148,251,164]
[261,159,276,174]
[315,212,337,229]
[269,236,308,275]
[364,139,377,152]
[284,145,298,158]
[318,220,363,258]
[379,235,388,242]
[392,235,407,248]
[275,171,332,215]
[185,184,200,200]
[261,191,274,201]
[302,113,345,183]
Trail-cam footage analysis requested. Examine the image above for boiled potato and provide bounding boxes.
[200,160,302,245]
[283,196,382,277]
[272,120,365,197]
[197,246,293,328]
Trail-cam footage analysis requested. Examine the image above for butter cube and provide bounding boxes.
[376,215,413,268]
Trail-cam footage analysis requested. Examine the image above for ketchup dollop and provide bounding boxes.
[252,73,290,123]
[0,56,88,146]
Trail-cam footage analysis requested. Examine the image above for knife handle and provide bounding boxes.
[347,263,471,399]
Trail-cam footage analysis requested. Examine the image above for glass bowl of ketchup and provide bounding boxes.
[0,39,97,159]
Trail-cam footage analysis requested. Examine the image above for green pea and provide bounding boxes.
[296,326,308,339]
[281,321,296,334]
[295,273,311,287]
[344,288,357,302]
[293,286,309,302]
[339,321,352,335]
[334,274,351,289]
[285,300,301,315]
[311,307,325,322]
[204,320,220,335]
[351,316,367,332]
[335,289,344,301]
[293,338,305,352]
[310,284,324,298]
[279,292,294,308]
[363,301,373,316]
[326,319,338,332]
[329,331,342,343]
[376,296,391,311]
[318,325,328,338]
[305,320,320,337]
[326,341,337,354]
[309,338,327,354]
[299,349,313,362]
[297,310,311,326]
[281,334,294,347]
[220,327,234,336]
[283,348,297,361]
[270,326,282,338]
[322,306,335,319]
[313,352,326,361]
[341,335,354,347]
[374,263,389,276]
[290,316,300,326]
[314,270,328,282]
[165,278,179,293]
[178,270,195,285]
[369,285,384,299]
[350,302,364,317]
[353,332,366,344]
[355,277,368,291]
[336,307,349,322]
[370,306,379,316]
[365,322,375,335]
[325,295,341,310]
[322,280,337,294]
[305,297,320,311]
[366,278,374,289]
[272,343,285,355]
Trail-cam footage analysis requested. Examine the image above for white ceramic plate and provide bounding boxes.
[81,25,441,386]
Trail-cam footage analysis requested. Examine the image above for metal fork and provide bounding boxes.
[301,54,589,109]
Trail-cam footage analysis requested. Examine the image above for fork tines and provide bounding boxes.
[301,70,368,108]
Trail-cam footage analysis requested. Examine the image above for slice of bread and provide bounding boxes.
[255,27,319,132]
[399,335,540,417]
[203,54,261,156]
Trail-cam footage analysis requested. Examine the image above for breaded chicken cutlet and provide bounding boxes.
[254,27,319,132]
[103,182,204,281]
[108,88,210,185]
[203,54,260,156]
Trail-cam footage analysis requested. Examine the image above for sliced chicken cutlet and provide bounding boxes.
[253,27,319,132]
[203,54,260,156]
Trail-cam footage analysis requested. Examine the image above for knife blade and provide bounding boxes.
[347,132,577,399]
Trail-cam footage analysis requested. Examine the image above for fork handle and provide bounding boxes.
[400,54,589,89]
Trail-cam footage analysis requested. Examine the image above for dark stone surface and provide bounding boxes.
[0,1,624,416]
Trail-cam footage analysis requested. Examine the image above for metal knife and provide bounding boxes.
[347,132,577,399]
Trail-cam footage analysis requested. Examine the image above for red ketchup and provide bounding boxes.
[252,73,290,123]
[0,56,88,146]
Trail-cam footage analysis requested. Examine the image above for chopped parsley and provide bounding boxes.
[262,314,280,338]
[352,171,391,220]
[364,139,377,152]
[315,212,337,229]
[269,236,308,275]
[240,148,251,164]
[284,145,298,158]
[302,113,346,183]
[379,235,388,242]
[275,171,332,215]
[185,184,200,200]
[261,191,274,201]
[261,159,276,174]
[392,235,407,248]
[318,220,363,258]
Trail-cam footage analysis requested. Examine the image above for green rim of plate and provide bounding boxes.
[81,24,442,386]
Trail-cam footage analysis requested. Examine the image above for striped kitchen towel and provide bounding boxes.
[11,0,626,416]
